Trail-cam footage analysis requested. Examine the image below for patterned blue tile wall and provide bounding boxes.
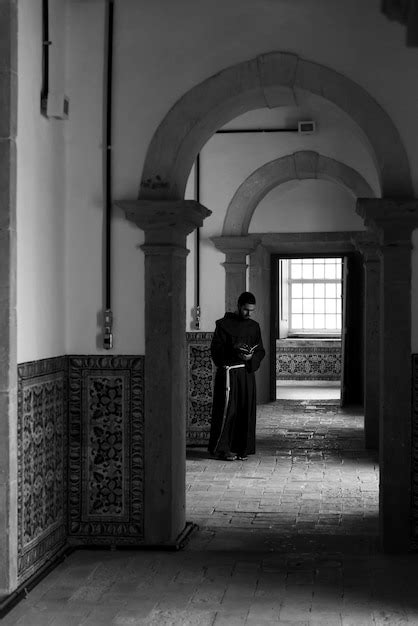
[17,357,68,583]
[68,356,144,545]
[17,354,145,583]
[186,332,214,446]
[276,340,341,381]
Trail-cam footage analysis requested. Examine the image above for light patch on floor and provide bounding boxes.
[276,380,341,401]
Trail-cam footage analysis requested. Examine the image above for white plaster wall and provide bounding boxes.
[17,0,66,362]
[188,104,373,330]
[249,180,365,233]
[113,0,418,195]
[65,1,145,355]
[63,0,418,350]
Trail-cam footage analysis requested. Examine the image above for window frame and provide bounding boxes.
[287,257,343,338]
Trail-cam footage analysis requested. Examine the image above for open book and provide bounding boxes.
[237,343,259,356]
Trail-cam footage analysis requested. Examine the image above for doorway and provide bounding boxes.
[271,252,364,407]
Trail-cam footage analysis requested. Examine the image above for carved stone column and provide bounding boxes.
[357,198,418,552]
[249,244,271,403]
[352,233,380,450]
[118,200,211,545]
[0,0,17,596]
[211,236,260,312]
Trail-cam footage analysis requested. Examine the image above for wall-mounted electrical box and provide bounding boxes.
[298,120,316,134]
[43,92,70,120]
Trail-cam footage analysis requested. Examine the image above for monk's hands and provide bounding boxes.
[236,343,253,361]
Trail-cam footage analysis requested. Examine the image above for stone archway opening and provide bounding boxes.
[222,151,376,236]
[138,51,411,202]
[213,153,374,411]
[119,51,417,553]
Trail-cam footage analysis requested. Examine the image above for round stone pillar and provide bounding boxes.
[352,233,380,451]
[211,236,260,312]
[118,199,211,545]
[357,198,418,552]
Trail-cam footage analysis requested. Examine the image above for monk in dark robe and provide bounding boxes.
[208,291,265,461]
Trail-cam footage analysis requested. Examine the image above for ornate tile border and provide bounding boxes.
[276,344,341,380]
[17,357,68,582]
[186,333,214,445]
[68,356,144,544]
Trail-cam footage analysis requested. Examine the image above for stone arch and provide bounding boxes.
[223,151,376,236]
[139,52,412,200]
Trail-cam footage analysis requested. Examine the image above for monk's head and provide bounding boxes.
[237,292,256,319]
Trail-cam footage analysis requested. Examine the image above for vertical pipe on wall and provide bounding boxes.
[103,0,114,348]
[40,0,50,111]
[194,154,201,329]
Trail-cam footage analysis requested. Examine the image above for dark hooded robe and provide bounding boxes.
[208,312,265,457]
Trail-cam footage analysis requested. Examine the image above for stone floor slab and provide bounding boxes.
[4,402,418,625]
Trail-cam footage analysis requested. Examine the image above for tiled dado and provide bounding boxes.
[276,339,342,381]
[17,354,145,584]
[17,357,68,583]
[68,356,144,545]
[186,332,214,445]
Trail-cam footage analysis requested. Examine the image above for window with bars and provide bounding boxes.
[288,258,342,335]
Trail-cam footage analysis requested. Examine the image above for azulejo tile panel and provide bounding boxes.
[68,356,144,544]
[186,332,214,445]
[276,344,342,380]
[17,357,68,583]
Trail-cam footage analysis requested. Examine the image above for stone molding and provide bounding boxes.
[253,231,362,254]
[140,244,190,258]
[223,152,376,236]
[351,232,380,262]
[356,198,418,245]
[117,199,211,244]
[211,235,261,256]
[210,233,361,261]
[139,52,412,200]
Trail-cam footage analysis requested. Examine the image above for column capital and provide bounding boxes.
[351,231,380,262]
[116,199,211,244]
[211,235,261,257]
[222,261,248,272]
[356,198,418,246]
[212,237,260,312]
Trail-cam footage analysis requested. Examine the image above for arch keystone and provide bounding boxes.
[257,51,298,107]
[294,151,320,179]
